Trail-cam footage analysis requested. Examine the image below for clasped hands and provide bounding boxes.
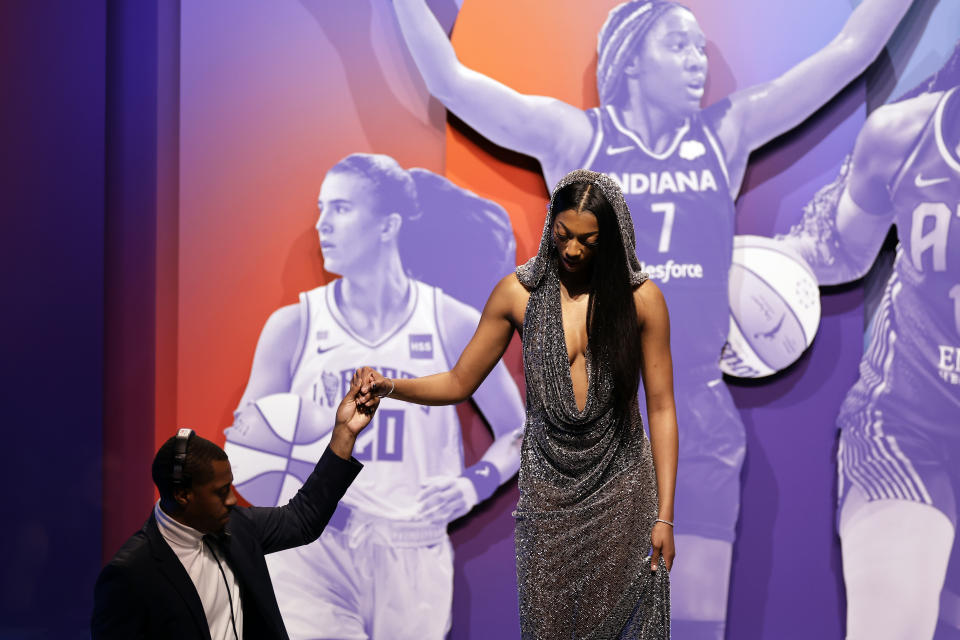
[351,365,477,523]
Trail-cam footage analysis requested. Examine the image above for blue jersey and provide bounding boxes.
[839,87,960,446]
[582,106,736,374]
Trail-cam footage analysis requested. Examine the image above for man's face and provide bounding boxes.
[178,459,237,535]
[627,7,707,116]
[316,171,385,276]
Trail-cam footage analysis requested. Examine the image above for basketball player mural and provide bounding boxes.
[225,154,525,640]
[392,0,913,636]
[779,44,960,639]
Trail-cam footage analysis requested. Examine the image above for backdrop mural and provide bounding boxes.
[174,0,958,638]
[779,41,960,639]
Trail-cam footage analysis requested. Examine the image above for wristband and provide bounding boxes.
[654,518,674,527]
[462,461,501,503]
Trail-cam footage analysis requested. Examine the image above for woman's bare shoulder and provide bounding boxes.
[489,271,530,327]
[633,279,668,326]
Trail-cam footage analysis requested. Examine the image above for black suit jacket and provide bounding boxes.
[92,446,362,639]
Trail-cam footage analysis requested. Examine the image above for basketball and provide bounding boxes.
[224,392,330,506]
[719,235,821,378]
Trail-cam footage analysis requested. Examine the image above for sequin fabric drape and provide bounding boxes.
[513,170,670,639]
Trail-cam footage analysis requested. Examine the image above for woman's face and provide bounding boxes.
[552,208,600,274]
[315,170,383,275]
[627,7,707,116]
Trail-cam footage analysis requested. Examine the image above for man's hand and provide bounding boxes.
[355,366,389,412]
[330,369,380,459]
[415,476,478,523]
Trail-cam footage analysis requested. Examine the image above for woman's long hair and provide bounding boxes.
[552,181,642,420]
[327,154,516,311]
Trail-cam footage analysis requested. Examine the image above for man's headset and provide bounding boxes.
[170,427,239,639]
[171,427,195,488]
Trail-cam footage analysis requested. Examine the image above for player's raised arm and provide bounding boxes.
[778,98,923,285]
[358,272,526,407]
[719,0,913,156]
[391,0,592,173]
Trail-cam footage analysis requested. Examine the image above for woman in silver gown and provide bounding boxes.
[356,169,678,639]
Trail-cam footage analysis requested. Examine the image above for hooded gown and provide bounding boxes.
[513,170,670,639]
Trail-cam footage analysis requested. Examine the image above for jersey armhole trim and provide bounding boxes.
[701,121,731,187]
[888,93,946,196]
[579,108,605,170]
[433,287,457,371]
[934,87,960,174]
[289,292,311,379]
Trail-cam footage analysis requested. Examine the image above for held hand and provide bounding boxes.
[415,476,479,523]
[335,369,381,437]
[356,366,390,410]
[650,521,675,572]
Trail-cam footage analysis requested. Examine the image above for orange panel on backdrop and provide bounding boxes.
[445,0,616,262]
[443,0,830,255]
[174,2,450,443]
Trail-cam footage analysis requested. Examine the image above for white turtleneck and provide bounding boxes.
[154,501,243,639]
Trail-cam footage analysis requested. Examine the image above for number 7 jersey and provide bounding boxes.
[287,279,464,519]
[582,105,736,369]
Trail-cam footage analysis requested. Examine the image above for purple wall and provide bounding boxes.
[3,1,956,638]
[0,2,180,635]
[727,285,865,639]
[0,3,106,635]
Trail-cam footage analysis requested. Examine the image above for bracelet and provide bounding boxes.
[378,378,395,399]
[654,518,674,527]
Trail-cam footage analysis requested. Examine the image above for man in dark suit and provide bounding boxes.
[91,371,378,639]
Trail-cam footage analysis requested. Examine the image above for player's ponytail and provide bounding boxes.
[326,154,515,311]
[401,169,516,311]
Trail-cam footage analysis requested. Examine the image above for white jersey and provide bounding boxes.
[288,279,464,519]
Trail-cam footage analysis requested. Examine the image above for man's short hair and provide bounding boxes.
[151,433,228,501]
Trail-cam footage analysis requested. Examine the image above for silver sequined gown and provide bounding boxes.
[513,170,670,640]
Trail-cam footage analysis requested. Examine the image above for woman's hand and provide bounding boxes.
[650,521,675,572]
[356,366,390,411]
[328,369,381,460]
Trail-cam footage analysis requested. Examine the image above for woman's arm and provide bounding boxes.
[411,293,526,524]
[391,0,592,170]
[717,0,912,160]
[359,273,527,406]
[437,293,525,478]
[636,281,678,571]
